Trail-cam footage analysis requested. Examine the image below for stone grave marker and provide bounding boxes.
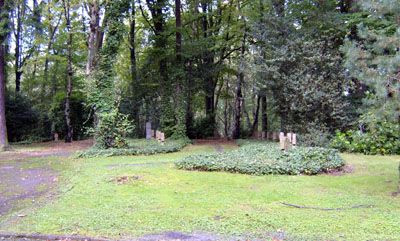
[284,137,291,152]
[146,122,152,139]
[287,133,292,143]
[160,132,165,145]
[279,132,285,150]
[292,134,297,148]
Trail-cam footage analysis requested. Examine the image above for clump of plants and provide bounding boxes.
[175,141,345,175]
[75,138,190,158]
[331,113,400,155]
[92,109,134,149]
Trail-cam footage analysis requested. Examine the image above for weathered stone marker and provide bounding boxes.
[292,134,297,148]
[156,130,160,142]
[284,137,291,152]
[146,122,152,140]
[151,129,155,139]
[287,133,292,143]
[54,133,59,141]
[279,132,285,150]
[262,131,266,140]
[160,132,165,145]
[266,132,270,140]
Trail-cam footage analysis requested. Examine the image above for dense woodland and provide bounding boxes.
[0,0,398,151]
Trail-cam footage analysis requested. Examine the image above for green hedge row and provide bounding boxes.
[75,138,190,158]
[175,140,345,175]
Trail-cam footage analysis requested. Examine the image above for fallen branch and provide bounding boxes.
[280,202,375,211]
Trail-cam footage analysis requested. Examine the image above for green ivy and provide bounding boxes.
[176,140,345,175]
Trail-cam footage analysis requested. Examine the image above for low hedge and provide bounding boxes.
[175,140,345,175]
[75,138,190,158]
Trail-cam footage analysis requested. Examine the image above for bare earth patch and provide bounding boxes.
[0,140,92,226]
[0,140,94,160]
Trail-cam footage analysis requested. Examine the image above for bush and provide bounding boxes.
[187,116,216,139]
[5,93,38,142]
[176,140,345,175]
[330,113,400,155]
[297,125,331,147]
[75,138,190,158]
[92,109,134,149]
[48,92,92,140]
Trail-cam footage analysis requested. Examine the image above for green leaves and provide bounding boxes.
[176,140,345,175]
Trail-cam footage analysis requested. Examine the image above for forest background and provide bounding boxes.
[0,0,399,154]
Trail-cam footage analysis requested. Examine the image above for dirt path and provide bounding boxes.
[0,140,93,161]
[0,140,93,223]
[192,139,236,153]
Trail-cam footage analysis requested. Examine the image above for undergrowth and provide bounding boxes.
[176,139,345,175]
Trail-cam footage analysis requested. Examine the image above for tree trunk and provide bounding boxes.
[86,1,101,77]
[175,0,185,136]
[252,96,260,136]
[14,2,22,92]
[261,89,268,133]
[0,0,8,151]
[63,0,73,143]
[129,0,140,136]
[232,23,246,139]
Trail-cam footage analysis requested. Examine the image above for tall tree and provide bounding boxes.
[62,0,73,143]
[0,0,10,150]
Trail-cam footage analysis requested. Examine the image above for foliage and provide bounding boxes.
[91,109,134,149]
[249,0,356,134]
[331,112,400,155]
[297,124,331,148]
[48,92,91,140]
[75,138,190,158]
[176,140,345,175]
[5,93,37,142]
[343,0,400,128]
[187,115,216,139]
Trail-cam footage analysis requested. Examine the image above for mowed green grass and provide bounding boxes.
[0,143,399,240]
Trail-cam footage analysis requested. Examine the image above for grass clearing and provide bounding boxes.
[0,141,399,240]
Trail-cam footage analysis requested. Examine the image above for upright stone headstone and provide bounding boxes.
[262,131,266,140]
[54,133,59,141]
[279,132,285,150]
[155,130,160,142]
[160,132,165,145]
[266,132,270,140]
[151,129,155,139]
[273,132,277,141]
[287,133,292,144]
[292,134,297,148]
[284,137,291,152]
[146,122,152,140]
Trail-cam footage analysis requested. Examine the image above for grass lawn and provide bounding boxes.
[0,141,399,240]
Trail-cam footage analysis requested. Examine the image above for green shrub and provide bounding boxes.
[176,140,345,175]
[91,109,134,149]
[75,138,190,158]
[331,113,400,155]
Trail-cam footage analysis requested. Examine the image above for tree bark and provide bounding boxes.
[252,96,260,136]
[14,2,22,92]
[86,0,101,77]
[129,0,140,136]
[63,0,73,143]
[232,21,246,139]
[0,0,8,150]
[175,0,185,135]
[261,89,268,133]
